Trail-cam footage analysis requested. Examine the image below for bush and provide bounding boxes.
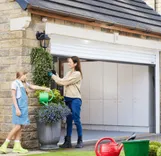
[149,145,159,156]
[30,47,53,87]
[150,141,161,148]
[157,147,161,156]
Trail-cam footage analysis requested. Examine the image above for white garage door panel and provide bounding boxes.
[133,98,149,126]
[81,62,90,100]
[118,64,133,126]
[133,65,149,98]
[104,100,117,125]
[89,62,103,100]
[90,100,103,125]
[51,34,156,64]
[81,100,90,124]
[103,62,117,100]
[133,65,150,126]
[103,62,118,125]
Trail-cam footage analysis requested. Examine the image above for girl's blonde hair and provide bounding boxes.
[16,70,28,95]
[16,71,28,80]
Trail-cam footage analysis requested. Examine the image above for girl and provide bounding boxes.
[0,71,50,154]
[48,56,83,148]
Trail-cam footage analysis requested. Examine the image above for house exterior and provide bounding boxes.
[1,0,161,148]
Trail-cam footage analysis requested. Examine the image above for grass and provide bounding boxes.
[28,150,125,156]
[120,151,125,156]
[28,151,95,156]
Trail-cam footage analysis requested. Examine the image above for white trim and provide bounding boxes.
[46,23,161,50]
[155,51,160,134]
[10,17,31,31]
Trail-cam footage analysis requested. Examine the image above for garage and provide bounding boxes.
[49,32,157,133]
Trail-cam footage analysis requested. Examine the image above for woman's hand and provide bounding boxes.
[48,69,56,77]
[16,108,21,117]
[48,71,53,77]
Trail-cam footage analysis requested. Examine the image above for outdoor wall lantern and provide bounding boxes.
[36,31,50,49]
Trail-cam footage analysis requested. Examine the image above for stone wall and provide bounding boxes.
[0,0,26,146]
[0,0,44,149]
[20,15,45,149]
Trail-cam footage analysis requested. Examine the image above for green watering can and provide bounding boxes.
[39,90,54,106]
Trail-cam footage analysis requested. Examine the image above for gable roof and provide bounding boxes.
[16,0,161,34]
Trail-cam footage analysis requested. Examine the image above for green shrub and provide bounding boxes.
[157,147,161,156]
[150,141,161,148]
[30,47,53,87]
[149,145,159,156]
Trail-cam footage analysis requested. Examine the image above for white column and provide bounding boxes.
[155,51,160,134]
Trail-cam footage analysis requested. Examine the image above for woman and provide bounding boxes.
[0,71,50,154]
[48,56,83,148]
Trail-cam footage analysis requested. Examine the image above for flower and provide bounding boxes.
[35,103,71,124]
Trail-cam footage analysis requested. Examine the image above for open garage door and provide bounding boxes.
[50,34,156,65]
[50,34,156,133]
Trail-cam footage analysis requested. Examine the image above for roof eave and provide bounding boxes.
[25,5,161,38]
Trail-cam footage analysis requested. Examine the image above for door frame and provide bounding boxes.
[155,51,160,134]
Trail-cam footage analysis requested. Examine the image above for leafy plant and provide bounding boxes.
[149,145,159,156]
[34,103,71,124]
[150,141,161,148]
[34,89,70,124]
[157,147,161,156]
[34,89,64,105]
[30,47,53,87]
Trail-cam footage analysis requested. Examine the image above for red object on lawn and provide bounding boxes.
[95,137,123,156]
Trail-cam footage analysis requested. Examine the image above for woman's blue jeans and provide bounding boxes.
[65,97,83,137]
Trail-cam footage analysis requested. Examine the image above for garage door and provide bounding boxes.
[52,34,155,132]
[51,34,156,65]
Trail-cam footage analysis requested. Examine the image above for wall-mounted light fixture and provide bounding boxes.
[36,31,50,49]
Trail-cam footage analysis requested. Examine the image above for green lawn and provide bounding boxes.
[28,150,125,156]
[28,151,95,156]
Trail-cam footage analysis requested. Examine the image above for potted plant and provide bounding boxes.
[30,48,71,150]
[34,89,71,150]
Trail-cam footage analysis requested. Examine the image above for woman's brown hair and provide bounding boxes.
[71,56,83,78]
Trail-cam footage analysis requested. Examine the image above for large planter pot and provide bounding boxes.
[36,120,61,150]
